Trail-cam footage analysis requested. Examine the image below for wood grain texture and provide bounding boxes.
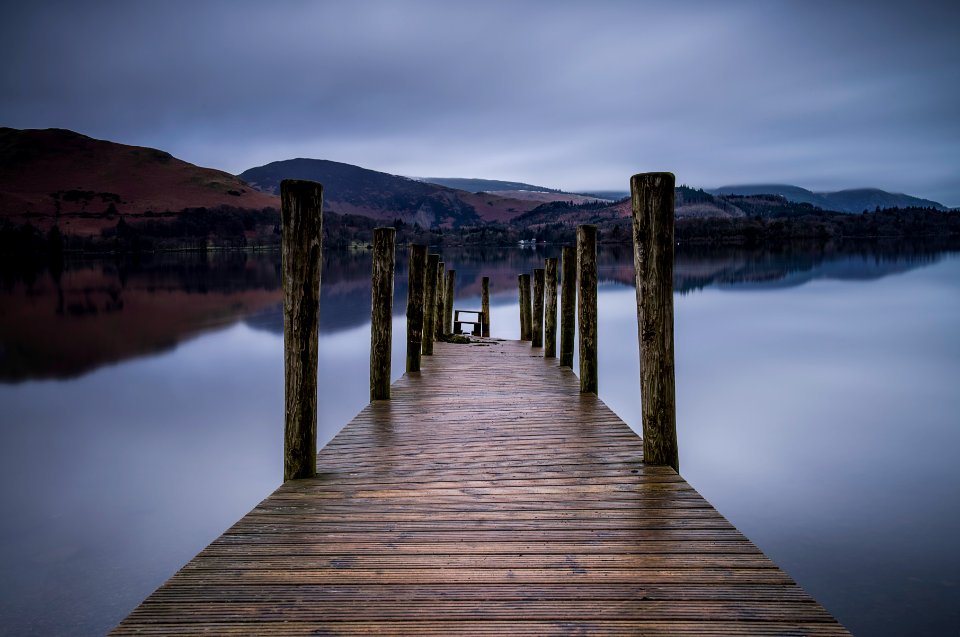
[369,228,395,400]
[544,258,558,358]
[113,340,848,636]
[280,179,323,481]
[405,244,427,373]
[631,173,679,470]
[560,245,576,367]
[532,268,545,348]
[519,273,532,341]
[435,262,445,341]
[577,225,598,394]
[422,254,440,356]
[481,276,490,337]
[443,269,456,336]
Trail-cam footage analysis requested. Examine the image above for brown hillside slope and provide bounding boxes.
[0,128,278,234]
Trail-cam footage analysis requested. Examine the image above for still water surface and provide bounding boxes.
[1,244,958,636]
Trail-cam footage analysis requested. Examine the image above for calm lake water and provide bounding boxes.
[1,242,958,636]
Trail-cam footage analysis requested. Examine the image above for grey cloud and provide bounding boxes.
[2,0,958,205]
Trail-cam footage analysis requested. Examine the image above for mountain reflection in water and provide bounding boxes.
[0,240,950,381]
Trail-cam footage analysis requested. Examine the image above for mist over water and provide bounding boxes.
[1,243,958,636]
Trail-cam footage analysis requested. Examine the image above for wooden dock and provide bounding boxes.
[113,338,849,636]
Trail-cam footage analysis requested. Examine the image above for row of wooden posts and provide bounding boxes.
[516,226,599,393]
[279,172,679,482]
[369,234,492,402]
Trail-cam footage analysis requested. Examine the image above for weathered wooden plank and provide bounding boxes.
[112,339,848,635]
[123,599,836,622]
[113,621,850,637]
[140,583,823,602]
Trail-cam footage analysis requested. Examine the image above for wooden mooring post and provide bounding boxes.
[369,227,395,400]
[577,225,598,394]
[631,172,679,470]
[481,276,490,337]
[518,273,532,340]
[422,254,439,355]
[517,275,524,339]
[405,244,427,372]
[443,269,456,335]
[532,268,545,347]
[544,257,558,357]
[559,245,576,367]
[435,261,445,341]
[280,179,323,481]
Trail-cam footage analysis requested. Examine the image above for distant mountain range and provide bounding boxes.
[416,176,608,205]
[710,184,946,213]
[418,177,562,193]
[239,159,545,227]
[1,127,950,239]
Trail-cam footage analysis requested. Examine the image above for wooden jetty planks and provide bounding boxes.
[113,339,848,636]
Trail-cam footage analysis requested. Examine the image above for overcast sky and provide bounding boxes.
[2,1,958,204]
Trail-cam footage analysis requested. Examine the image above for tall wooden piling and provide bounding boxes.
[281,179,323,481]
[631,172,679,471]
[577,225,598,394]
[435,261,445,341]
[519,273,532,340]
[517,275,525,339]
[544,257,558,357]
[481,276,490,337]
[369,228,395,401]
[559,245,576,367]
[443,269,456,335]
[405,244,427,372]
[422,254,439,355]
[532,268,545,347]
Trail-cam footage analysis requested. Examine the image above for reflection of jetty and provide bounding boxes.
[113,175,848,635]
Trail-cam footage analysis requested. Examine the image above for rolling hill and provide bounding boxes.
[239,159,542,227]
[0,127,278,235]
[418,177,562,193]
[710,184,946,213]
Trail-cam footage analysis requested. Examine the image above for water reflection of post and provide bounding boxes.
[281,179,323,481]
[577,225,598,394]
[631,172,678,471]
[370,227,395,400]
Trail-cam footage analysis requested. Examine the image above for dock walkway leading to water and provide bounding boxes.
[113,338,849,636]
